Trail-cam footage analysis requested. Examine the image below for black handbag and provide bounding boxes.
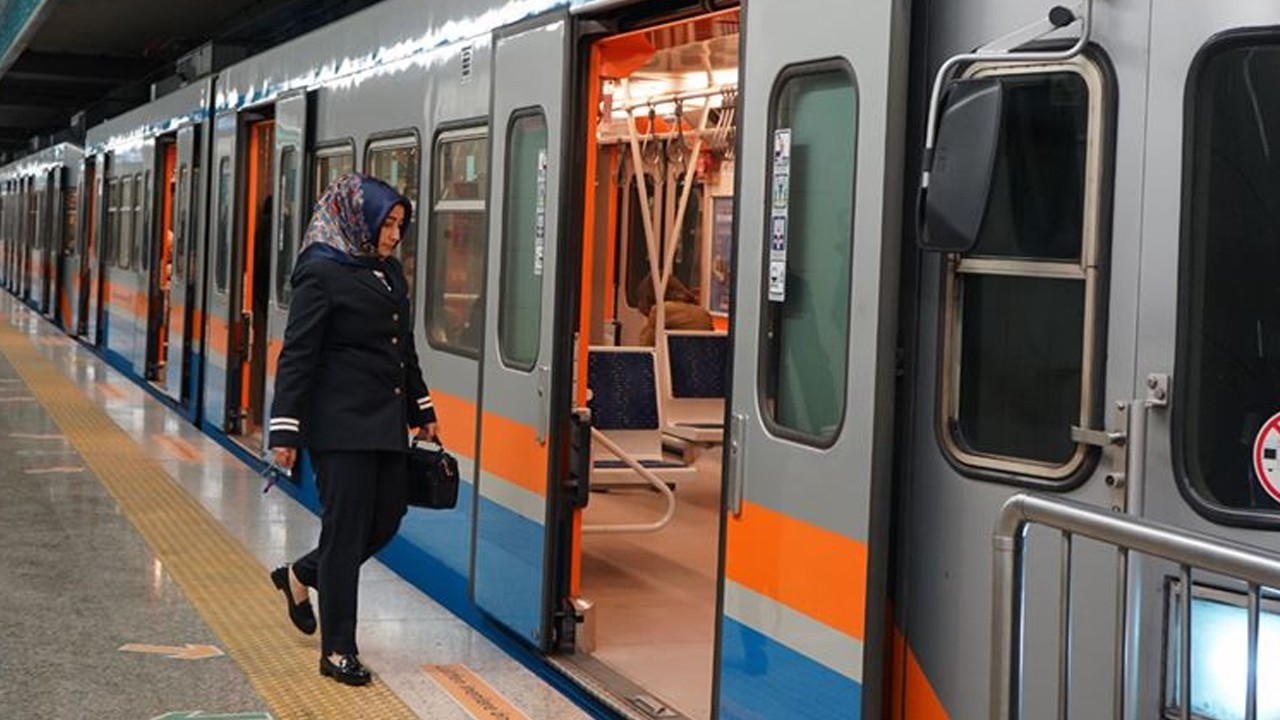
[407,439,460,509]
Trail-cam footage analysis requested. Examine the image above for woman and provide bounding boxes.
[266,173,438,686]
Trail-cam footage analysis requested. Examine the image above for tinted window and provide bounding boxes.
[366,137,421,300]
[119,177,133,269]
[276,146,298,306]
[314,147,354,202]
[1182,41,1280,512]
[215,158,230,294]
[941,68,1102,476]
[498,111,548,370]
[760,66,858,444]
[427,129,488,356]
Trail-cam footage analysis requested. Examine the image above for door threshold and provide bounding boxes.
[548,654,695,720]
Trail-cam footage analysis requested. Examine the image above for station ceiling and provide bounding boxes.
[0,0,385,160]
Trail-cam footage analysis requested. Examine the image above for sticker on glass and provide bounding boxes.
[1252,410,1280,504]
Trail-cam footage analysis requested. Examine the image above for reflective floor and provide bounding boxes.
[0,295,590,720]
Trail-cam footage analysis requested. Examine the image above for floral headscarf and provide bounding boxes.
[301,173,372,257]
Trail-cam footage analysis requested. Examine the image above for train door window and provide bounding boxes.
[365,134,421,299]
[275,146,299,306]
[1179,35,1280,516]
[63,176,77,257]
[497,110,547,371]
[137,172,147,271]
[119,176,133,269]
[759,63,858,446]
[939,58,1109,481]
[313,143,354,202]
[174,166,187,283]
[426,126,488,356]
[215,157,231,295]
[106,179,118,264]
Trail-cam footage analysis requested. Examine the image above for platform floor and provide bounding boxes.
[0,295,591,720]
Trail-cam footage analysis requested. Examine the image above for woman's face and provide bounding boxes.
[377,204,406,258]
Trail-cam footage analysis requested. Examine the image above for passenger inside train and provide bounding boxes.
[569,9,738,719]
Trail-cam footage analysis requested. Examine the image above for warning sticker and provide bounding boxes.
[1252,411,1280,503]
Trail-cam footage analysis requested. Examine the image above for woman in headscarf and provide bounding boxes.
[266,173,439,686]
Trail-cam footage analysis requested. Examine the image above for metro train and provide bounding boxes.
[3,0,1280,718]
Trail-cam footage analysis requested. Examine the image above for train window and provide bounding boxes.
[137,172,147,271]
[365,134,421,301]
[119,176,133,269]
[497,109,547,371]
[106,179,118,265]
[215,157,230,295]
[313,143,354,202]
[939,58,1109,482]
[276,146,299,307]
[63,178,78,257]
[426,126,488,357]
[1179,36,1280,517]
[759,63,858,447]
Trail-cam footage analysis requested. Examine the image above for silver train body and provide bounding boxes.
[1,1,1277,719]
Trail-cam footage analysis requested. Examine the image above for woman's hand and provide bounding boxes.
[272,447,297,470]
[414,423,439,443]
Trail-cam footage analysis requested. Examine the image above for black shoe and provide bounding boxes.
[320,654,372,686]
[270,565,316,635]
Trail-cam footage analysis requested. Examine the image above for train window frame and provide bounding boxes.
[364,129,423,300]
[937,54,1113,486]
[756,58,860,449]
[1173,29,1280,527]
[496,106,548,374]
[312,139,355,202]
[425,122,489,359]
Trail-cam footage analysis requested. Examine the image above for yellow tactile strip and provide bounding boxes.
[0,318,419,720]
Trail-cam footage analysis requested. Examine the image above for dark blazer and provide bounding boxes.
[268,250,436,452]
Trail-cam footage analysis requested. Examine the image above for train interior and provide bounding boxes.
[570,9,739,719]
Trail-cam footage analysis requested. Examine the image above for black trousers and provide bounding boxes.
[291,450,407,656]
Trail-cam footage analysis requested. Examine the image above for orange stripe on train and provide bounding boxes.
[725,500,868,641]
[479,413,547,498]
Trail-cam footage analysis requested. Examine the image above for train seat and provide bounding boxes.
[587,346,697,487]
[659,331,728,444]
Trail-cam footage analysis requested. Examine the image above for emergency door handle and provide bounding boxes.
[727,412,748,516]
[535,364,551,445]
[1070,425,1125,448]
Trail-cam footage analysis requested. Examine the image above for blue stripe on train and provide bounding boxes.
[719,617,863,720]
[472,492,545,644]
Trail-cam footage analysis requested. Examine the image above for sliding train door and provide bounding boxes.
[162,126,199,403]
[472,11,573,649]
[263,91,307,439]
[203,111,239,434]
[717,1,907,718]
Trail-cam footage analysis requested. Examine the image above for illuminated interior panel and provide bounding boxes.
[1165,583,1280,720]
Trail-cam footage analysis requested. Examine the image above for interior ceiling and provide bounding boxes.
[0,0,385,160]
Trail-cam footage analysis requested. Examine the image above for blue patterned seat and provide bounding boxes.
[659,331,728,444]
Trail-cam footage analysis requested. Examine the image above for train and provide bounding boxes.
[3,0,1279,718]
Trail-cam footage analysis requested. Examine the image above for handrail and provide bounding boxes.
[992,493,1280,720]
[581,427,677,534]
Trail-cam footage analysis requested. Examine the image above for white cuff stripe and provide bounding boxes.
[270,419,300,430]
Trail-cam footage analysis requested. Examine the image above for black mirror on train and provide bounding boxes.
[918,78,1004,253]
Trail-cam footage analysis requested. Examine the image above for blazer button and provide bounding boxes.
[399,361,406,369]
[393,313,400,322]
[394,387,402,395]
[392,337,399,345]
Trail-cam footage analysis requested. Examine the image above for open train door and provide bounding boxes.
[716,1,907,718]
[472,11,573,649]
[263,90,308,440]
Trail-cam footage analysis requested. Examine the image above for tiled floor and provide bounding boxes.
[0,296,591,719]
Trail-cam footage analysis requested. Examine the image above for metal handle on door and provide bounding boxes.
[535,364,551,445]
[727,412,747,516]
